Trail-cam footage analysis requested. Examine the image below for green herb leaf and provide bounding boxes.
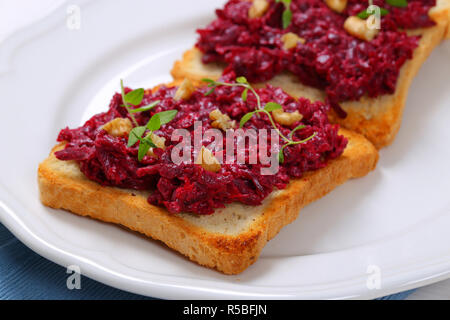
[289,124,306,139]
[207,77,317,164]
[129,100,160,113]
[147,114,161,131]
[240,111,256,128]
[144,110,177,134]
[278,149,285,163]
[357,7,389,19]
[357,10,369,19]
[143,135,158,148]
[276,0,292,6]
[290,132,318,145]
[264,102,283,112]
[202,78,215,84]
[128,126,146,147]
[120,79,139,127]
[386,0,408,7]
[124,88,145,106]
[205,88,216,96]
[241,88,248,102]
[157,110,178,125]
[137,135,158,162]
[276,0,292,29]
[138,142,151,161]
[282,9,292,29]
[236,76,248,84]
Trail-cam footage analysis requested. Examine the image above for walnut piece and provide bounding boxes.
[209,109,236,131]
[195,146,221,173]
[281,32,306,50]
[150,133,166,149]
[102,118,133,137]
[174,78,195,101]
[248,0,269,19]
[272,109,303,126]
[147,133,166,158]
[344,16,379,41]
[325,0,347,13]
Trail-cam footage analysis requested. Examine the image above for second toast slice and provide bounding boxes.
[171,1,450,149]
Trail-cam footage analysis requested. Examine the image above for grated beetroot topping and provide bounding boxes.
[55,83,347,215]
[196,0,436,115]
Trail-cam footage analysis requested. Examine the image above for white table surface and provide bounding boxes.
[1,0,449,300]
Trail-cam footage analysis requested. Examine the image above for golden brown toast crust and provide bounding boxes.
[171,1,450,149]
[38,129,378,275]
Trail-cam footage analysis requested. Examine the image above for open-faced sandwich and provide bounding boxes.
[172,0,450,148]
[38,78,378,274]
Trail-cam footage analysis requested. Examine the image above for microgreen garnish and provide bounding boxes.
[127,126,146,147]
[202,77,317,164]
[124,88,145,106]
[241,88,249,102]
[357,0,397,20]
[126,109,177,162]
[120,79,139,127]
[357,7,389,19]
[129,100,160,114]
[202,76,262,109]
[127,110,178,162]
[386,0,408,7]
[157,110,179,125]
[276,0,292,29]
[120,79,178,161]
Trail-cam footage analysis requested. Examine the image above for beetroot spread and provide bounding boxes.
[55,83,347,215]
[196,0,436,114]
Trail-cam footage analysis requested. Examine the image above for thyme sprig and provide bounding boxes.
[203,76,261,109]
[120,80,178,161]
[120,79,140,127]
[202,77,317,163]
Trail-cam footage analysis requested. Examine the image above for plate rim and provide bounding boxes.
[1,0,450,300]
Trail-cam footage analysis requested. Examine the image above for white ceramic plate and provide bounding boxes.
[1,0,450,300]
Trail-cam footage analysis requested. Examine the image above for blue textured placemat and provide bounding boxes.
[0,223,413,300]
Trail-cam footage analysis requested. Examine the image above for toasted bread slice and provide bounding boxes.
[38,129,378,275]
[171,1,450,149]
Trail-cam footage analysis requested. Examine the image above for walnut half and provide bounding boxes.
[102,118,133,137]
[195,146,221,173]
[272,109,303,126]
[146,133,166,158]
[174,78,195,101]
[248,0,269,19]
[325,0,347,13]
[344,16,379,41]
[281,32,306,50]
[209,109,236,131]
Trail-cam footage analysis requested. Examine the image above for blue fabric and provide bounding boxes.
[0,223,412,300]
